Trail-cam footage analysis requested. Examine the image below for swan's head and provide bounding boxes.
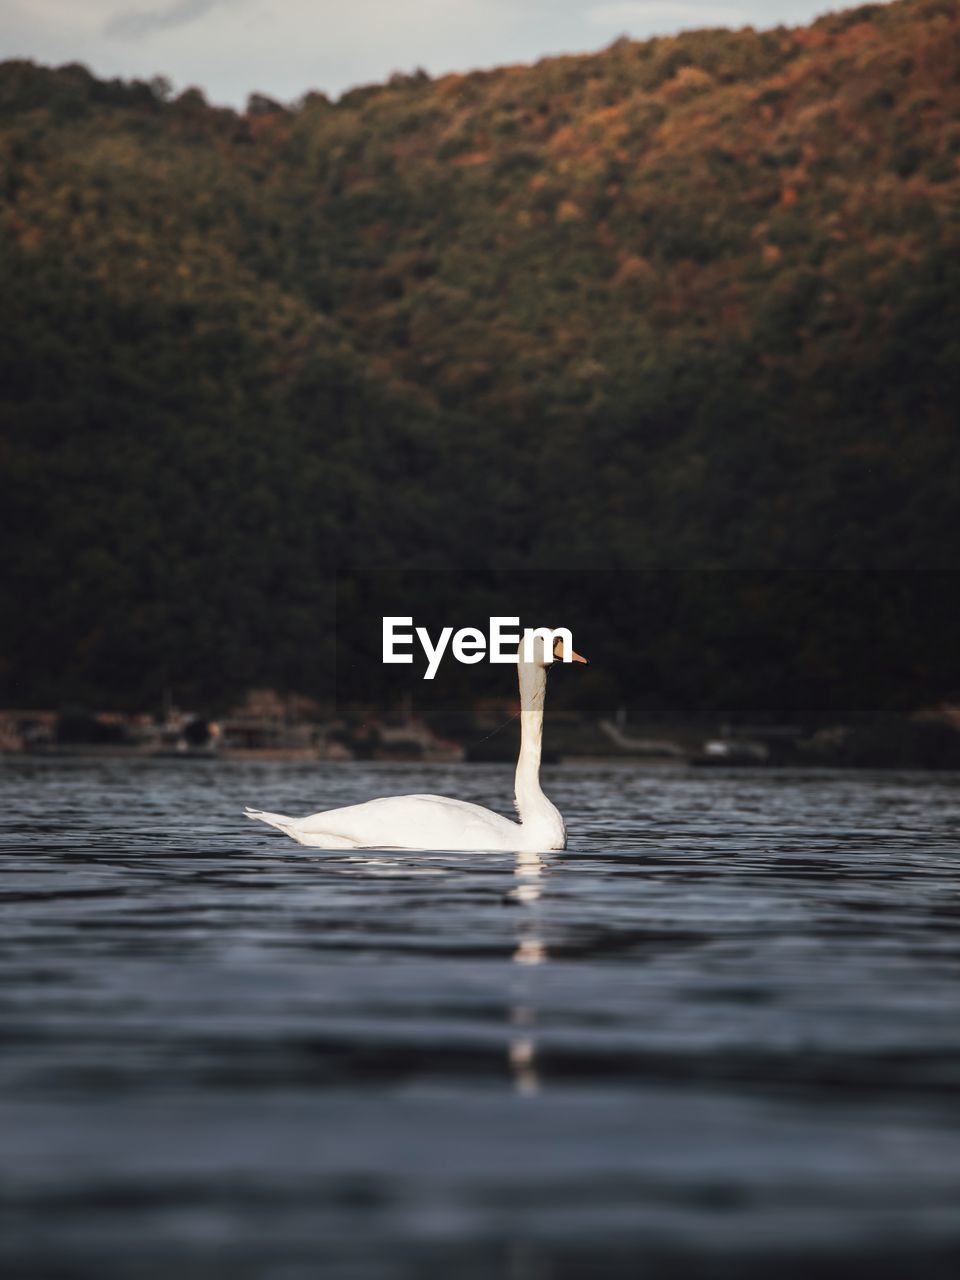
[523,628,589,669]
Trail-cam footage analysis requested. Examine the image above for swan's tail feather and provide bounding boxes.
[244,806,300,837]
[244,806,359,849]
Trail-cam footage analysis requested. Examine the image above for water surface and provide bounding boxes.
[2,758,959,1277]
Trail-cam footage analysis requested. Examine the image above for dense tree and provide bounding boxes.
[0,0,957,713]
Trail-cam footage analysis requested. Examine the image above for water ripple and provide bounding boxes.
[1,757,959,1277]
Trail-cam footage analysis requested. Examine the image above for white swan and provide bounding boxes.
[244,634,588,851]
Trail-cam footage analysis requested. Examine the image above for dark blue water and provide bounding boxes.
[2,758,959,1278]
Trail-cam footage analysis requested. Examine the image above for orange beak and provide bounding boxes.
[569,649,589,665]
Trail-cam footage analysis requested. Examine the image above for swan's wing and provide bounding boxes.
[291,794,522,851]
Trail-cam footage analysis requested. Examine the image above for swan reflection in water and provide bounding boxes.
[334,845,551,1095]
[507,848,548,1096]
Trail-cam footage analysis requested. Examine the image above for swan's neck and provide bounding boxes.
[514,663,564,847]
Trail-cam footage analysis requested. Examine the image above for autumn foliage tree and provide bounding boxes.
[0,0,957,710]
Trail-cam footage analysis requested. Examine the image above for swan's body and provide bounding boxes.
[244,792,557,852]
[244,640,585,852]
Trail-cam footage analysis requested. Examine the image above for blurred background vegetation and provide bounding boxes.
[1,0,958,716]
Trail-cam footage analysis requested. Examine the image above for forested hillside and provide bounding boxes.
[1,0,958,709]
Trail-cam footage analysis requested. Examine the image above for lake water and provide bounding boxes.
[2,758,959,1278]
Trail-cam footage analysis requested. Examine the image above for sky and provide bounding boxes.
[1,0,885,107]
